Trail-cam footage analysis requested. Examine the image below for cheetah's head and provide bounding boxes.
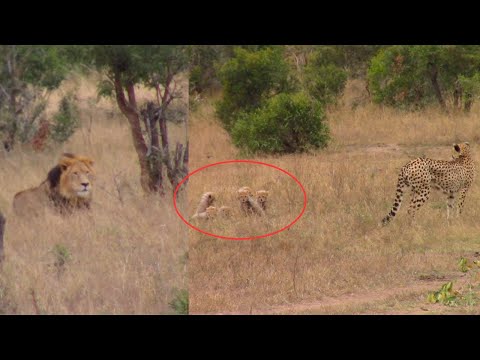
[256,190,269,205]
[453,142,471,157]
[237,189,251,204]
[206,206,217,218]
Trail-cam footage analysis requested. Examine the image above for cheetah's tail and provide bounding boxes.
[381,172,407,226]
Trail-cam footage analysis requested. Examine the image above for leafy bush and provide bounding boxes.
[304,63,348,105]
[232,92,329,154]
[216,46,293,130]
[51,96,79,143]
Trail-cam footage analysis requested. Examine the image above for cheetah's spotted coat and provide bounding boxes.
[382,142,475,225]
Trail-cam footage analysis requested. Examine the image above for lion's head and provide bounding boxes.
[13,153,96,216]
[47,153,95,202]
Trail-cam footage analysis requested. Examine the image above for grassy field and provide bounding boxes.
[189,81,480,314]
[186,161,305,240]
[0,72,188,314]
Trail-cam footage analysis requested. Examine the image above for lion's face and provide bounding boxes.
[58,156,95,200]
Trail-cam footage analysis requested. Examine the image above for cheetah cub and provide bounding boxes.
[256,190,269,211]
[192,206,218,220]
[237,187,264,216]
[218,206,233,218]
[193,192,215,217]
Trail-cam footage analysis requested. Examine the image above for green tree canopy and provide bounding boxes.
[368,45,480,111]
[0,45,71,150]
[216,46,293,130]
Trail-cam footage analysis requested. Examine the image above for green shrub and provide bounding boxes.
[232,92,329,154]
[216,46,293,130]
[53,244,71,268]
[304,63,348,105]
[51,96,79,143]
[169,289,188,315]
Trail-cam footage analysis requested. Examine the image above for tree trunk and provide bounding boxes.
[114,72,187,195]
[0,212,5,263]
[464,92,473,112]
[428,63,446,111]
[113,72,152,193]
[141,102,165,195]
[453,81,462,110]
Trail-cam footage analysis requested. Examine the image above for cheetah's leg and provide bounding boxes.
[446,191,456,220]
[456,188,469,217]
[407,186,430,220]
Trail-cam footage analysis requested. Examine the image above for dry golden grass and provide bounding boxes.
[331,79,480,147]
[189,85,480,314]
[0,72,188,314]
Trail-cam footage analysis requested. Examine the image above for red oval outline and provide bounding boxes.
[173,160,307,241]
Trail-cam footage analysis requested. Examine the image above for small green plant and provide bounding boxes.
[53,244,71,269]
[427,282,458,306]
[169,288,188,315]
[458,257,480,273]
[427,259,480,307]
[51,96,79,143]
[458,257,470,273]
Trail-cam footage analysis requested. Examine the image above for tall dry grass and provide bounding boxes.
[0,72,188,314]
[186,161,305,240]
[331,79,480,147]
[189,83,480,314]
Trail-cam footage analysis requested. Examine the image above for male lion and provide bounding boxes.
[13,153,95,216]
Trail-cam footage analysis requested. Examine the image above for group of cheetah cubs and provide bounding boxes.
[191,186,270,220]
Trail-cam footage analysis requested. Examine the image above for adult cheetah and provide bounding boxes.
[382,142,475,225]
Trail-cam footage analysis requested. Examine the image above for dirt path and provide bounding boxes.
[259,279,453,315]
[338,143,453,157]
[194,273,474,315]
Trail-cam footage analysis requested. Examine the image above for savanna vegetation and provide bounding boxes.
[0,46,189,314]
[188,45,480,314]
